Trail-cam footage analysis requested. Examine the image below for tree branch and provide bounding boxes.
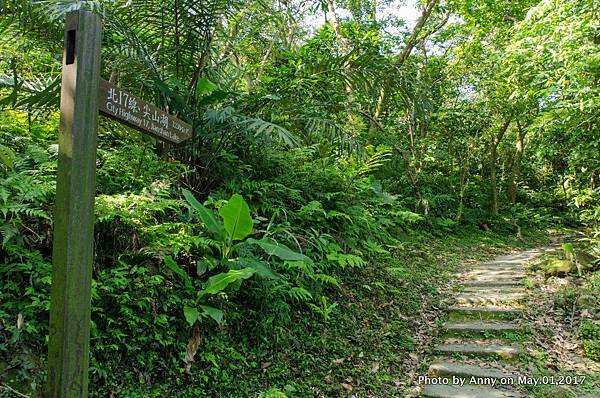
[372,0,440,124]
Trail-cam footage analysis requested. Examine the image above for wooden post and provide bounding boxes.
[47,10,102,398]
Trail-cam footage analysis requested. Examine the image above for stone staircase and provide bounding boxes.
[420,249,550,398]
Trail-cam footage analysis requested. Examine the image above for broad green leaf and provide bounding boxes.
[0,145,15,170]
[183,189,227,241]
[562,242,574,254]
[199,267,255,297]
[196,256,220,276]
[247,237,313,265]
[200,305,223,324]
[197,260,208,276]
[218,194,253,241]
[240,256,280,279]
[183,306,199,326]
[153,77,187,117]
[164,256,192,288]
[197,77,218,96]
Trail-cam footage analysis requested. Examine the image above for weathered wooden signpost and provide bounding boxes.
[48,10,191,397]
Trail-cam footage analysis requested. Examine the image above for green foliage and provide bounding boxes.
[0,0,597,394]
[0,113,55,248]
[258,388,288,398]
[581,340,600,363]
[184,189,227,241]
[248,237,313,264]
[182,190,318,331]
[96,143,185,195]
[562,243,575,259]
[199,268,256,297]
[579,320,600,362]
[218,194,254,241]
[579,320,600,341]
[183,305,223,326]
[307,295,338,323]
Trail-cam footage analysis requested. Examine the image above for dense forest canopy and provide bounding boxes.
[0,0,598,396]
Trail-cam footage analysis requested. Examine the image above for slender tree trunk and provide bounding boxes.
[508,121,526,203]
[456,151,472,222]
[371,0,439,124]
[174,0,180,79]
[395,111,432,222]
[457,165,468,222]
[490,142,499,216]
[490,118,511,216]
[327,0,354,123]
[561,176,569,208]
[397,146,428,217]
[254,34,277,87]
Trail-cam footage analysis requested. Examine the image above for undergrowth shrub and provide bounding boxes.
[0,109,559,396]
[579,320,600,362]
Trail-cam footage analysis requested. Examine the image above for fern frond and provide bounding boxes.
[285,286,312,302]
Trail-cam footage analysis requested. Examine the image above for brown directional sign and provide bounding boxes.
[98,79,192,143]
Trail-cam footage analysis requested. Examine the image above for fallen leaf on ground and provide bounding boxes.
[183,326,201,373]
[371,362,379,373]
[261,362,272,369]
[340,383,353,391]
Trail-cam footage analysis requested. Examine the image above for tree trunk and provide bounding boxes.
[327,0,354,122]
[456,154,470,222]
[371,0,439,124]
[490,141,499,216]
[490,118,511,216]
[457,176,466,221]
[507,121,526,203]
[395,144,429,221]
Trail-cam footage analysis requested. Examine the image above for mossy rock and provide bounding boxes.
[553,290,574,310]
[542,258,575,277]
[576,252,599,272]
[577,294,598,312]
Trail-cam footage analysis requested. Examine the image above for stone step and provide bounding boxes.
[480,259,526,264]
[470,263,524,270]
[466,274,525,281]
[422,384,523,398]
[462,284,525,291]
[456,291,527,299]
[464,279,525,287]
[444,321,521,333]
[463,280,525,288]
[495,253,537,261]
[461,287,525,294]
[433,343,523,359]
[428,360,517,382]
[466,270,526,278]
[463,280,523,287]
[489,258,528,264]
[464,275,526,282]
[448,306,522,316]
[456,293,526,305]
[467,269,524,276]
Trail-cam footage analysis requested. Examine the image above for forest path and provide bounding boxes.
[419,247,556,398]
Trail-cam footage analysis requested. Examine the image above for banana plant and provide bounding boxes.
[180,189,312,327]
